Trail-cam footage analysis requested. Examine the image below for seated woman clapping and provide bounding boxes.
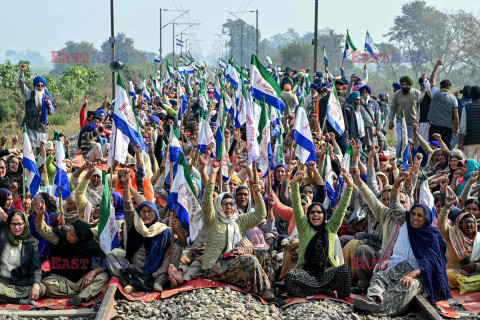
[353,203,450,316]
[284,169,353,298]
[439,186,480,288]
[0,210,45,304]
[201,161,283,306]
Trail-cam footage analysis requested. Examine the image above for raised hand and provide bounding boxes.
[341,168,354,188]
[439,175,449,191]
[444,195,457,209]
[369,145,379,157]
[351,167,361,183]
[20,64,28,73]
[291,170,305,183]
[412,123,418,136]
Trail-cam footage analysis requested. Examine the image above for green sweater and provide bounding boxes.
[292,182,352,269]
[201,181,266,270]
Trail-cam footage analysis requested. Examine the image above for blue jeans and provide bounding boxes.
[396,122,413,158]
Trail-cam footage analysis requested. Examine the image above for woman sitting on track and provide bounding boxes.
[284,169,353,298]
[201,161,284,306]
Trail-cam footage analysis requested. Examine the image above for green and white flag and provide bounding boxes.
[341,144,353,172]
[98,171,118,254]
[419,172,435,211]
[257,98,271,177]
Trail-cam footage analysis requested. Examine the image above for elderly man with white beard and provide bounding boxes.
[358,85,381,153]
[19,64,54,154]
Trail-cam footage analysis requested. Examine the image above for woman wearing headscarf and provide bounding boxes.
[353,204,450,316]
[0,210,46,303]
[440,192,480,288]
[202,163,283,306]
[0,189,14,221]
[453,159,480,197]
[5,155,24,194]
[74,164,102,223]
[106,169,180,293]
[110,191,125,220]
[284,169,353,298]
[34,193,108,307]
[0,159,14,190]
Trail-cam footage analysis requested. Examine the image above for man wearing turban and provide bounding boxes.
[427,60,459,149]
[358,85,381,154]
[387,74,421,157]
[19,64,55,153]
[281,83,299,115]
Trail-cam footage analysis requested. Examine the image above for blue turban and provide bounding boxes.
[149,115,160,125]
[96,110,105,116]
[33,76,47,88]
[169,99,177,106]
[315,71,323,78]
[378,93,386,101]
[359,85,372,95]
[83,123,97,133]
[209,122,217,127]
[351,73,358,77]
[392,83,402,90]
[346,91,360,104]
[310,83,317,90]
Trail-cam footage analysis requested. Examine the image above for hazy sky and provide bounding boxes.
[1,0,479,64]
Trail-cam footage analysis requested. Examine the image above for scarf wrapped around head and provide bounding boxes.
[215,193,241,252]
[133,201,168,238]
[86,169,104,208]
[0,188,13,214]
[406,203,451,304]
[39,192,60,224]
[449,212,480,263]
[272,164,287,193]
[233,185,253,214]
[110,191,125,220]
[303,202,329,279]
[457,159,480,196]
[399,76,414,86]
[6,210,31,246]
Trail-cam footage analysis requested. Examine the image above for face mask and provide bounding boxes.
[402,87,411,94]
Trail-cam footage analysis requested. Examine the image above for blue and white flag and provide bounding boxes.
[141,80,151,102]
[322,150,336,209]
[22,126,40,196]
[365,31,379,58]
[250,54,286,113]
[53,130,71,199]
[176,39,184,47]
[326,85,345,135]
[219,59,227,70]
[400,110,409,170]
[167,153,203,244]
[154,55,163,64]
[129,80,136,100]
[226,63,239,88]
[113,72,148,151]
[266,54,273,66]
[213,76,221,102]
[198,114,215,154]
[292,106,317,165]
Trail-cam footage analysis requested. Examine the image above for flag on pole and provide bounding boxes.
[292,107,317,165]
[326,84,345,135]
[113,72,148,151]
[343,30,358,59]
[219,59,227,70]
[216,95,226,162]
[322,150,335,208]
[226,62,240,88]
[257,98,272,177]
[176,39,184,47]
[98,171,119,254]
[250,54,286,113]
[198,113,215,154]
[213,76,221,102]
[323,46,329,68]
[22,126,40,196]
[341,144,353,172]
[129,80,136,101]
[53,130,71,199]
[107,122,130,167]
[365,31,379,58]
[167,153,203,243]
[235,73,247,128]
[400,111,410,170]
[176,82,188,115]
[246,91,259,164]
[141,80,151,102]
[266,54,273,66]
[154,55,163,64]
[419,172,435,213]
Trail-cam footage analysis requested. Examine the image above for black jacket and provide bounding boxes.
[0,222,42,286]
